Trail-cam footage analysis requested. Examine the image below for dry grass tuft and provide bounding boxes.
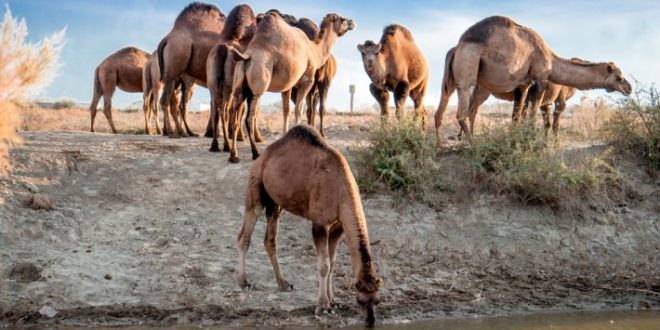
[0,7,64,175]
[27,193,55,210]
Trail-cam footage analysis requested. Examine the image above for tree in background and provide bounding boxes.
[0,6,64,174]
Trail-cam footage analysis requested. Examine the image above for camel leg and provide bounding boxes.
[312,224,331,315]
[160,79,178,137]
[410,84,427,130]
[209,96,222,152]
[281,90,292,134]
[540,104,552,136]
[552,101,567,135]
[327,222,344,304]
[247,93,262,160]
[318,82,329,137]
[460,85,490,139]
[294,72,315,126]
[263,204,293,291]
[526,82,546,127]
[393,81,410,121]
[455,85,474,138]
[370,83,390,121]
[253,105,264,143]
[102,91,118,134]
[434,82,455,143]
[511,85,530,123]
[180,85,198,137]
[229,88,248,163]
[143,94,151,135]
[151,92,161,135]
[90,92,101,133]
[219,88,233,152]
[305,90,316,129]
[237,183,265,289]
[170,91,188,137]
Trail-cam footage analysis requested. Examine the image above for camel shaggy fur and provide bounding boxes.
[358,24,429,128]
[237,125,381,325]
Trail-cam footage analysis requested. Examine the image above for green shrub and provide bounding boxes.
[603,83,660,177]
[52,100,75,109]
[353,117,445,209]
[468,123,621,211]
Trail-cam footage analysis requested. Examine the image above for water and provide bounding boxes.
[110,310,659,330]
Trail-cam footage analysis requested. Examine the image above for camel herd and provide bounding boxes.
[87,2,632,326]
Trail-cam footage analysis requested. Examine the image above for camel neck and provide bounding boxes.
[549,55,607,90]
[313,27,338,66]
[338,174,375,283]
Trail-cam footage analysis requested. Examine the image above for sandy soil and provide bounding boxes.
[0,117,658,328]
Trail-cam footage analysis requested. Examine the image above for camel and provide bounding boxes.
[227,12,355,162]
[435,47,578,138]
[237,125,381,325]
[142,52,197,135]
[448,16,632,138]
[290,18,338,137]
[90,47,149,133]
[357,24,429,128]
[206,4,258,152]
[157,2,224,137]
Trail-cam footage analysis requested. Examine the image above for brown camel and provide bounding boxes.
[206,4,258,152]
[448,16,631,138]
[227,12,355,162]
[357,24,429,128]
[142,52,197,135]
[157,2,223,137]
[90,47,149,133]
[290,18,338,137]
[237,125,381,325]
[435,47,578,138]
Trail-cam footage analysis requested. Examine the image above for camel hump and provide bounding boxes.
[115,46,148,57]
[295,18,319,40]
[174,2,224,26]
[220,4,256,41]
[381,24,414,42]
[460,15,520,44]
[281,125,328,149]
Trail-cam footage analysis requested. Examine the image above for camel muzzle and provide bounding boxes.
[348,20,357,30]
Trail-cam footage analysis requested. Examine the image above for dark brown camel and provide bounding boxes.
[237,125,381,325]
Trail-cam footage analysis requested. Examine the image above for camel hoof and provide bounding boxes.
[237,135,245,142]
[251,152,260,160]
[223,144,231,152]
[204,130,214,138]
[315,303,331,316]
[168,134,181,139]
[188,132,200,137]
[210,139,221,152]
[277,281,294,292]
[229,156,241,164]
[255,134,264,143]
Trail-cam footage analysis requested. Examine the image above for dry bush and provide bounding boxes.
[467,123,623,211]
[603,83,660,177]
[0,7,64,174]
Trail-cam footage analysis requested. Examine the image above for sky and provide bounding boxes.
[5,0,660,111]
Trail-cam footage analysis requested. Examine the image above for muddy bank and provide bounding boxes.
[0,130,658,327]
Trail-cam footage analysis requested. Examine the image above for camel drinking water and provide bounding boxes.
[236,125,382,326]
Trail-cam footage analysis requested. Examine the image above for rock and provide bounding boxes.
[22,182,39,193]
[9,263,42,283]
[27,193,54,211]
[38,305,58,318]
[104,274,112,280]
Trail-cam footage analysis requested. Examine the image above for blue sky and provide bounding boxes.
[5,0,660,110]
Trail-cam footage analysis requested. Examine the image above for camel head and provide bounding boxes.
[603,63,632,95]
[320,13,356,37]
[355,275,383,326]
[259,9,297,26]
[357,40,385,81]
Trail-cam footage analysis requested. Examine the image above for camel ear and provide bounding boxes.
[376,278,384,289]
[607,63,614,73]
[357,44,364,53]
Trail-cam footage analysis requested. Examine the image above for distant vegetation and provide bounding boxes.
[51,100,76,110]
[0,7,64,174]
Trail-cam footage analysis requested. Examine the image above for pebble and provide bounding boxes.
[23,182,39,193]
[38,305,58,318]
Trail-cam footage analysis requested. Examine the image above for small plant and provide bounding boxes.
[603,83,660,177]
[52,99,75,110]
[353,116,445,209]
[468,123,622,211]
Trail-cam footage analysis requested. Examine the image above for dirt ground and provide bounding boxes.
[1,112,659,328]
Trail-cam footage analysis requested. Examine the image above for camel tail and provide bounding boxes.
[442,47,456,97]
[92,67,101,98]
[215,44,229,88]
[157,38,167,81]
[228,47,250,62]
